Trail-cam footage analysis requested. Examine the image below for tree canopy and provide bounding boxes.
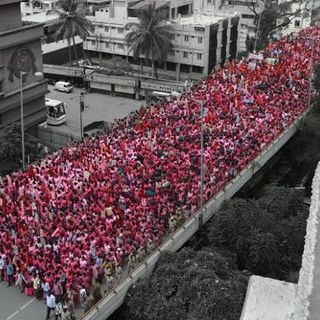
[125,2,173,78]
[0,124,46,175]
[206,185,308,280]
[243,0,305,51]
[123,248,248,320]
[47,0,93,64]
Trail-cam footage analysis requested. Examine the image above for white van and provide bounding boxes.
[45,98,66,125]
[54,81,73,93]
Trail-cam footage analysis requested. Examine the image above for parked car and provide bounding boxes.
[54,81,73,93]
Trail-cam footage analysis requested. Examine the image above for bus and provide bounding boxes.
[45,98,66,125]
[150,91,181,103]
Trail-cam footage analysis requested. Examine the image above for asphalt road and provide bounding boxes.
[0,282,44,320]
[46,85,145,137]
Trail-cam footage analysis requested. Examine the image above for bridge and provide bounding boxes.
[1,25,319,320]
[80,108,310,320]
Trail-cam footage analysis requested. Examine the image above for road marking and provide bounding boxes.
[5,297,36,320]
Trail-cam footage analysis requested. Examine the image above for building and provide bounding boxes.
[213,0,264,52]
[0,0,47,130]
[84,0,240,82]
[20,0,59,16]
[277,0,320,36]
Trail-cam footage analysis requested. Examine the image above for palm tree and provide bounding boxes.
[47,0,93,65]
[125,2,173,79]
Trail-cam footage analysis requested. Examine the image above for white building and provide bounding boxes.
[84,0,240,81]
[277,0,320,36]
[20,0,59,16]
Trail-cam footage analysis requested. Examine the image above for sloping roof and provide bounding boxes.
[129,0,170,10]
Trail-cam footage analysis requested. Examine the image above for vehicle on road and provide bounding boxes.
[150,90,181,103]
[45,98,67,125]
[54,81,73,93]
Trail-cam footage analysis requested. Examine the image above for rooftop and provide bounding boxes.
[129,0,170,10]
[172,12,237,26]
[0,0,21,6]
[22,11,59,25]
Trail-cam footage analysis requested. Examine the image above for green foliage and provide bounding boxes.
[0,124,46,175]
[295,111,320,167]
[243,0,301,51]
[206,185,308,280]
[313,63,320,91]
[48,0,93,64]
[125,2,173,79]
[123,248,248,320]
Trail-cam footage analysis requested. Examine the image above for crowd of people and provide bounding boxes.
[0,25,320,313]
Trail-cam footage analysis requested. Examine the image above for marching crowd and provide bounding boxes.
[0,25,320,317]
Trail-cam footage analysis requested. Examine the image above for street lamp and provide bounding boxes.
[20,71,43,171]
[80,92,84,140]
[195,99,206,228]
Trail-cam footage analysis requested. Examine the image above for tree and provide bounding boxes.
[125,2,173,79]
[241,0,304,51]
[47,0,93,65]
[123,248,248,320]
[0,124,46,175]
[206,185,308,280]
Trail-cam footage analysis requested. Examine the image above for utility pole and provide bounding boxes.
[20,71,25,171]
[195,99,205,228]
[200,100,204,228]
[80,92,84,140]
[254,11,262,52]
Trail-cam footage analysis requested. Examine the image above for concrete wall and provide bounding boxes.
[38,123,75,148]
[0,2,22,32]
[241,276,297,320]
[80,108,310,320]
[289,162,320,320]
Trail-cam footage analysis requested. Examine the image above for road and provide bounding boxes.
[0,282,44,320]
[46,85,145,138]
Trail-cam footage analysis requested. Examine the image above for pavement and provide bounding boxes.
[46,85,145,138]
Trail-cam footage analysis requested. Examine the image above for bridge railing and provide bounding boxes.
[80,107,312,320]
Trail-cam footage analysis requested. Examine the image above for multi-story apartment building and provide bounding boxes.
[85,0,240,82]
[0,0,47,130]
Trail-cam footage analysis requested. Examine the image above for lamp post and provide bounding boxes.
[20,71,26,171]
[308,0,315,110]
[195,99,205,228]
[254,11,262,53]
[20,71,43,170]
[80,92,84,140]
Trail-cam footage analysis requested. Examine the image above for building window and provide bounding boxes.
[169,50,175,56]
[105,27,109,32]
[241,14,255,19]
[105,42,109,48]
[118,28,123,33]
[208,0,212,3]
[177,34,180,37]
[192,65,203,73]
[184,35,189,42]
[183,51,188,58]
[92,41,96,45]
[118,43,124,49]
[198,37,203,44]
[294,20,301,27]
[169,34,175,40]
[197,53,202,60]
